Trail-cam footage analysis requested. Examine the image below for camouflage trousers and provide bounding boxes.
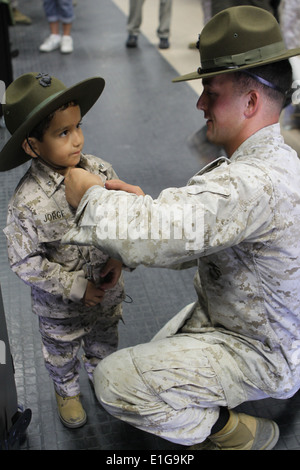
[38,305,122,397]
[94,304,269,446]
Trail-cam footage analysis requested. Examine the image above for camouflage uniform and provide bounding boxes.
[4,154,125,397]
[64,125,300,444]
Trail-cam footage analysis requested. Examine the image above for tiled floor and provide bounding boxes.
[0,0,300,451]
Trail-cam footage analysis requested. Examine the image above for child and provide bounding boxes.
[1,72,125,428]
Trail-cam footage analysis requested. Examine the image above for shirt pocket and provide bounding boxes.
[36,218,81,266]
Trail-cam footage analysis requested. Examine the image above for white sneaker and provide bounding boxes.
[60,35,73,54]
[39,34,61,52]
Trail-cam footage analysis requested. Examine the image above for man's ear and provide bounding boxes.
[22,137,39,158]
[244,90,260,118]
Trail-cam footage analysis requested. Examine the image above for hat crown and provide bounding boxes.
[199,6,284,70]
[4,73,66,134]
[173,5,300,83]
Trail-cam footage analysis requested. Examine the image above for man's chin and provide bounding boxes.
[205,130,224,153]
[205,129,215,144]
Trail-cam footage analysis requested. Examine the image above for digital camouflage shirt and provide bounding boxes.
[4,154,125,318]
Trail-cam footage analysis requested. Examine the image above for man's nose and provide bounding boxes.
[197,93,205,111]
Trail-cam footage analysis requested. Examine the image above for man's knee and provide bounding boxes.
[93,351,120,405]
[93,345,155,415]
[93,347,139,408]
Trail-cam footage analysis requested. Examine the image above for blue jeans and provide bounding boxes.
[43,0,74,24]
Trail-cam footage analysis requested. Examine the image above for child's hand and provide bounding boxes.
[100,258,123,291]
[83,280,105,307]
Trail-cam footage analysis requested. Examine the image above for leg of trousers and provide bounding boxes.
[127,0,172,38]
[157,0,172,38]
[127,0,145,35]
[39,307,121,397]
[43,0,74,24]
[94,335,226,446]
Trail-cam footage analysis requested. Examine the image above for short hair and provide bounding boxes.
[28,101,79,141]
[232,60,293,109]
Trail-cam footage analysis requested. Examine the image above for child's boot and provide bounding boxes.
[55,392,87,428]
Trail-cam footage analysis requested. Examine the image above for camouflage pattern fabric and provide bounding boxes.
[65,125,300,429]
[4,154,125,395]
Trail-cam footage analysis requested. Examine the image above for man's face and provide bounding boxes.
[197,74,247,156]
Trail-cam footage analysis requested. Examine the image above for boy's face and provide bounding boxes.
[27,104,84,174]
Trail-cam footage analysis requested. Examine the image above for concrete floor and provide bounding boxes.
[0,0,300,451]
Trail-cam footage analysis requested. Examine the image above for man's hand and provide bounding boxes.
[100,258,123,290]
[83,259,123,307]
[105,179,145,196]
[65,168,104,208]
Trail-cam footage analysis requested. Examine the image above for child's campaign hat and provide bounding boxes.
[0,73,105,171]
[173,6,300,82]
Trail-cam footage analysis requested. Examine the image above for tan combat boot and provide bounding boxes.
[55,392,87,428]
[190,410,279,450]
[208,410,279,450]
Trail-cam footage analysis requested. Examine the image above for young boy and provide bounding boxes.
[0,72,125,428]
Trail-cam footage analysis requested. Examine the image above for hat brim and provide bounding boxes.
[172,48,300,82]
[0,76,105,171]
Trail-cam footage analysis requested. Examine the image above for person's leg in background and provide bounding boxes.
[39,0,74,53]
[126,0,145,48]
[157,0,172,49]
[11,0,32,25]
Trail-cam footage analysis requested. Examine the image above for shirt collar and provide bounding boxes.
[30,158,64,197]
[231,123,283,162]
[30,154,92,196]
